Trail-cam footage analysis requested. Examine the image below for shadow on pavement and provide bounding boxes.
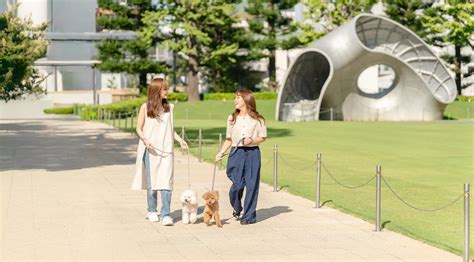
[0,120,137,172]
[257,206,292,222]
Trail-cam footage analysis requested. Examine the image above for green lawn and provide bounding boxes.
[113,99,473,256]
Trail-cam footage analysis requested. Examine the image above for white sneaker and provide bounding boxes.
[161,216,173,226]
[146,212,159,222]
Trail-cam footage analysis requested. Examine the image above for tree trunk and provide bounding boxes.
[186,55,200,101]
[454,45,462,95]
[269,49,276,82]
[139,73,147,94]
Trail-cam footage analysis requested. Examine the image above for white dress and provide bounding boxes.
[131,103,174,190]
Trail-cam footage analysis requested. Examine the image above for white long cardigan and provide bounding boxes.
[131,104,174,190]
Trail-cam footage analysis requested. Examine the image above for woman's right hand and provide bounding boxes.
[143,139,155,150]
[215,152,223,162]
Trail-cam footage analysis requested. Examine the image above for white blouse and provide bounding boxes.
[226,114,267,147]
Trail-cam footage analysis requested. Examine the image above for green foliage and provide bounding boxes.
[96,0,168,92]
[300,0,376,44]
[384,0,433,39]
[203,91,276,100]
[457,95,473,102]
[253,91,277,100]
[77,93,187,120]
[43,107,74,114]
[203,93,235,101]
[0,4,48,102]
[167,92,188,102]
[141,0,259,98]
[421,1,474,48]
[246,0,303,81]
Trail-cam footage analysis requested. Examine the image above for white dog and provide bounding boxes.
[180,189,198,224]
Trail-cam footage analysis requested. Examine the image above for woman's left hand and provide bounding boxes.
[244,137,253,146]
[179,140,188,149]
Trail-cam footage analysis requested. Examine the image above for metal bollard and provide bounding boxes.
[118,112,122,129]
[181,126,185,155]
[464,184,470,262]
[315,153,321,208]
[108,111,111,125]
[375,165,382,232]
[218,133,223,170]
[125,113,128,130]
[113,112,116,128]
[198,129,202,162]
[273,144,278,192]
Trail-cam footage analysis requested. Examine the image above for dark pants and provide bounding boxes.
[226,146,261,223]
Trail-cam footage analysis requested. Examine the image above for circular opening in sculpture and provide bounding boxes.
[357,64,396,95]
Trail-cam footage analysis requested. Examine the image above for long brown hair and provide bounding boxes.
[147,78,170,118]
[230,89,265,124]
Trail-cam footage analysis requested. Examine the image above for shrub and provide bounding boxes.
[204,92,277,100]
[203,93,235,101]
[457,95,473,102]
[167,92,188,102]
[76,93,188,120]
[253,92,277,100]
[44,107,74,114]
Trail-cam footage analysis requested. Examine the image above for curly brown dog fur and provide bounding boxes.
[202,191,222,228]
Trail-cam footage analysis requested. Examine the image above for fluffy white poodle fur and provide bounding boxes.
[180,189,198,224]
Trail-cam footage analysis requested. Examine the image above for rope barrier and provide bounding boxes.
[321,162,376,189]
[278,153,318,171]
[381,176,464,212]
[183,132,200,146]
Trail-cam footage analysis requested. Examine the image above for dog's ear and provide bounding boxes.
[202,192,207,199]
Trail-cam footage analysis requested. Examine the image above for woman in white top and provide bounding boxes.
[132,78,188,225]
[216,89,267,225]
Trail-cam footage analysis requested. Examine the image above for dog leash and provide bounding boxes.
[187,147,191,189]
[211,150,233,191]
[211,137,246,191]
[211,157,226,191]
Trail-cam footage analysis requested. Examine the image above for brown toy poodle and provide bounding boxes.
[202,190,223,228]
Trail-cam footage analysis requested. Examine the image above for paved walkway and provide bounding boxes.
[0,119,461,261]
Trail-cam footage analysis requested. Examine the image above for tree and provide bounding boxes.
[421,1,473,95]
[300,0,376,44]
[245,0,302,86]
[0,4,48,102]
[96,0,168,93]
[384,0,433,39]
[141,0,249,100]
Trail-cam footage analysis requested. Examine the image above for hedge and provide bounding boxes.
[44,107,74,114]
[457,95,473,102]
[204,92,277,100]
[76,92,188,120]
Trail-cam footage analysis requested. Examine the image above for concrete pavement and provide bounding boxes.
[0,119,461,261]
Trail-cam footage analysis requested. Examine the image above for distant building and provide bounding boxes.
[2,0,169,105]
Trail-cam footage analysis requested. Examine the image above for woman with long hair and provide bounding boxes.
[132,78,188,226]
[216,89,267,225]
